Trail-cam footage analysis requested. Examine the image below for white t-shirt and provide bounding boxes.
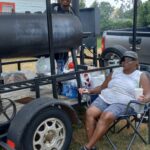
[100,68,143,105]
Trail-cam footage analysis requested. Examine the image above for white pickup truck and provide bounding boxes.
[100,27,150,70]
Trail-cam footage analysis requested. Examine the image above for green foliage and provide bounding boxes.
[99,2,114,20]
[114,8,133,19]
[79,0,86,8]
[138,0,150,27]
[110,19,133,29]
[98,2,114,32]
[90,0,100,8]
[97,36,101,49]
[92,1,133,33]
[123,9,133,19]
[80,0,149,33]
[114,0,133,11]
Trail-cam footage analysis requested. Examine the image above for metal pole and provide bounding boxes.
[0,59,2,74]
[71,49,82,105]
[45,0,58,98]
[0,59,3,85]
[132,0,138,51]
[148,104,150,144]
[72,0,79,17]
[80,45,85,65]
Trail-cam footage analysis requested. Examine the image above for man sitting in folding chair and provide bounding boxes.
[79,51,150,150]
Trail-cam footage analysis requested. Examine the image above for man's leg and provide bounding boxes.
[85,103,132,149]
[85,106,102,140]
[85,97,109,144]
[86,111,116,149]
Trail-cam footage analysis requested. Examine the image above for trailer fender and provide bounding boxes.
[7,97,80,149]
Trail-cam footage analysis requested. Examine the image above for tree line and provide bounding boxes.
[79,0,150,33]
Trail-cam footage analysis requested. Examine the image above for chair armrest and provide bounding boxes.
[81,93,98,106]
[128,100,145,106]
[125,100,149,114]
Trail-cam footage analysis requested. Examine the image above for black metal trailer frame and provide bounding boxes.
[0,1,99,148]
[0,61,119,149]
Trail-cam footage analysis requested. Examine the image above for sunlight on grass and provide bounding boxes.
[1,58,36,72]
[97,36,101,50]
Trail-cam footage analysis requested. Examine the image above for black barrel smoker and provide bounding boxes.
[0,13,82,58]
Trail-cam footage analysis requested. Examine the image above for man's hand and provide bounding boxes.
[78,88,89,95]
[137,95,146,103]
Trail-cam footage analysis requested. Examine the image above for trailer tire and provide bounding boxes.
[22,107,72,150]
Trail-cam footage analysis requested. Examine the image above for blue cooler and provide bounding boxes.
[67,85,78,99]
[62,82,77,99]
[61,83,69,96]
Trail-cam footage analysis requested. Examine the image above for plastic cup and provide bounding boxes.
[134,88,143,99]
[134,88,144,113]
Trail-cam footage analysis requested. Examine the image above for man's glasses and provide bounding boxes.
[122,57,137,63]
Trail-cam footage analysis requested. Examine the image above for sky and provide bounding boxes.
[85,0,148,7]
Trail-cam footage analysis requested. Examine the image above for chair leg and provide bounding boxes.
[105,111,149,149]
[105,134,117,150]
[127,115,147,150]
[117,119,133,133]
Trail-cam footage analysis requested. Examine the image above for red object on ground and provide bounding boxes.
[68,62,74,69]
[7,139,16,149]
[0,2,15,13]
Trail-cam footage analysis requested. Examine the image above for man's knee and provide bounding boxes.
[100,111,116,123]
[86,106,101,119]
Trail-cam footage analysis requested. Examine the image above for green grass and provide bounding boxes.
[97,36,101,50]
[70,107,150,150]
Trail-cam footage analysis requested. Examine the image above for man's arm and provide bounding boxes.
[139,72,150,103]
[79,73,112,95]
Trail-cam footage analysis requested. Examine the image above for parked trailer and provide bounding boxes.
[0,0,83,149]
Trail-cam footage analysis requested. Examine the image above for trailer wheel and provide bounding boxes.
[22,107,72,150]
[100,48,125,67]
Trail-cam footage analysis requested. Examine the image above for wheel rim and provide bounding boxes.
[33,118,66,150]
[103,52,121,66]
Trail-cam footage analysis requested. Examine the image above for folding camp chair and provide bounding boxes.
[82,93,150,150]
[105,100,150,150]
[81,71,150,149]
